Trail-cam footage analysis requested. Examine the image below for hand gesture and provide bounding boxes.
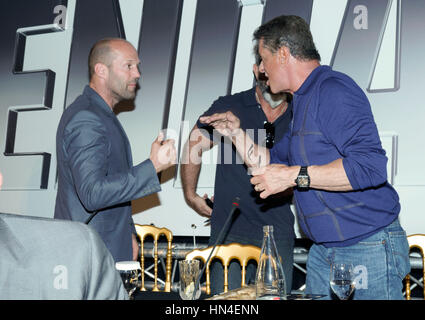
[199,111,241,137]
[186,193,214,218]
[250,164,297,199]
[150,132,177,173]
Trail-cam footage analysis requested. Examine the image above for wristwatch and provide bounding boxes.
[295,166,310,190]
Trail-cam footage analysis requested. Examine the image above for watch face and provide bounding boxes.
[297,176,309,188]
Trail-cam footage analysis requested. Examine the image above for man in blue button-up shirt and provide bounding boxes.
[202,16,410,300]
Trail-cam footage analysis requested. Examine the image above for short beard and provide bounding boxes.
[108,68,138,102]
[257,80,286,108]
[111,87,136,103]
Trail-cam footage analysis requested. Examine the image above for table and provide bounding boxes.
[133,288,211,300]
[133,285,323,300]
[207,285,324,300]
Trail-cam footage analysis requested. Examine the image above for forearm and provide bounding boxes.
[252,158,353,199]
[232,129,270,168]
[198,111,269,168]
[180,127,211,201]
[180,133,214,217]
[308,158,353,191]
[180,161,201,201]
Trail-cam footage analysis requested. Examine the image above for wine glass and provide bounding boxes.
[115,261,142,299]
[330,263,355,300]
[179,260,201,300]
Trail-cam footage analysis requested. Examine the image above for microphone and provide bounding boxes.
[85,210,99,224]
[193,197,240,299]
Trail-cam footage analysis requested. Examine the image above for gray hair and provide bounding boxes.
[253,15,320,61]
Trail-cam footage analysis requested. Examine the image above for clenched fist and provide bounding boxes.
[150,132,177,173]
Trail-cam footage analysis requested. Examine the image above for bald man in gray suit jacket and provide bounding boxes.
[54,38,176,262]
[0,213,127,300]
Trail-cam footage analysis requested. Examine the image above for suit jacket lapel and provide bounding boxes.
[86,86,133,168]
[112,115,133,167]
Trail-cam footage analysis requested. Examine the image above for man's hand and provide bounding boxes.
[199,111,268,168]
[199,111,241,137]
[250,164,299,199]
[150,132,177,173]
[185,193,213,218]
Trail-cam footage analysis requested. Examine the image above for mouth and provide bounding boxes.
[263,72,270,86]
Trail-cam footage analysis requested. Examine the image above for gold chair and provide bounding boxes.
[134,224,173,292]
[185,243,261,295]
[405,234,425,300]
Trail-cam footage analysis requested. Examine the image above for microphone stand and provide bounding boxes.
[85,210,98,224]
[192,197,240,300]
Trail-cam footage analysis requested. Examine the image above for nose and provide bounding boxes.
[259,61,265,73]
[133,67,141,79]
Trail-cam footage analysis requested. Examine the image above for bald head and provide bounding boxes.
[88,38,133,80]
[88,38,141,108]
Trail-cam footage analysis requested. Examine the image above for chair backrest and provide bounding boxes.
[185,243,261,295]
[405,234,425,300]
[134,224,173,292]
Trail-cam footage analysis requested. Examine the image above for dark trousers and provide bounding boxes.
[208,233,294,295]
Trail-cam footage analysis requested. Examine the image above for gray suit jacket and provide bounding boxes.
[0,213,128,299]
[54,86,161,262]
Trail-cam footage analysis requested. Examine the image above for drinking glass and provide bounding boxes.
[330,263,355,300]
[179,260,201,300]
[115,261,142,299]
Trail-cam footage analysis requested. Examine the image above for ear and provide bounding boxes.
[94,63,109,80]
[253,63,260,79]
[278,46,290,66]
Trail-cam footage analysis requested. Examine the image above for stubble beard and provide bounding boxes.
[110,79,137,102]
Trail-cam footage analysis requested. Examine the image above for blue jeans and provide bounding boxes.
[209,233,294,295]
[305,219,411,300]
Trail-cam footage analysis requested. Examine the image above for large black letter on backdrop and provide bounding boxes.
[0,0,65,190]
[65,0,123,107]
[262,0,313,23]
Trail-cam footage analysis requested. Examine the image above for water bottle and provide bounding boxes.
[255,225,287,300]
